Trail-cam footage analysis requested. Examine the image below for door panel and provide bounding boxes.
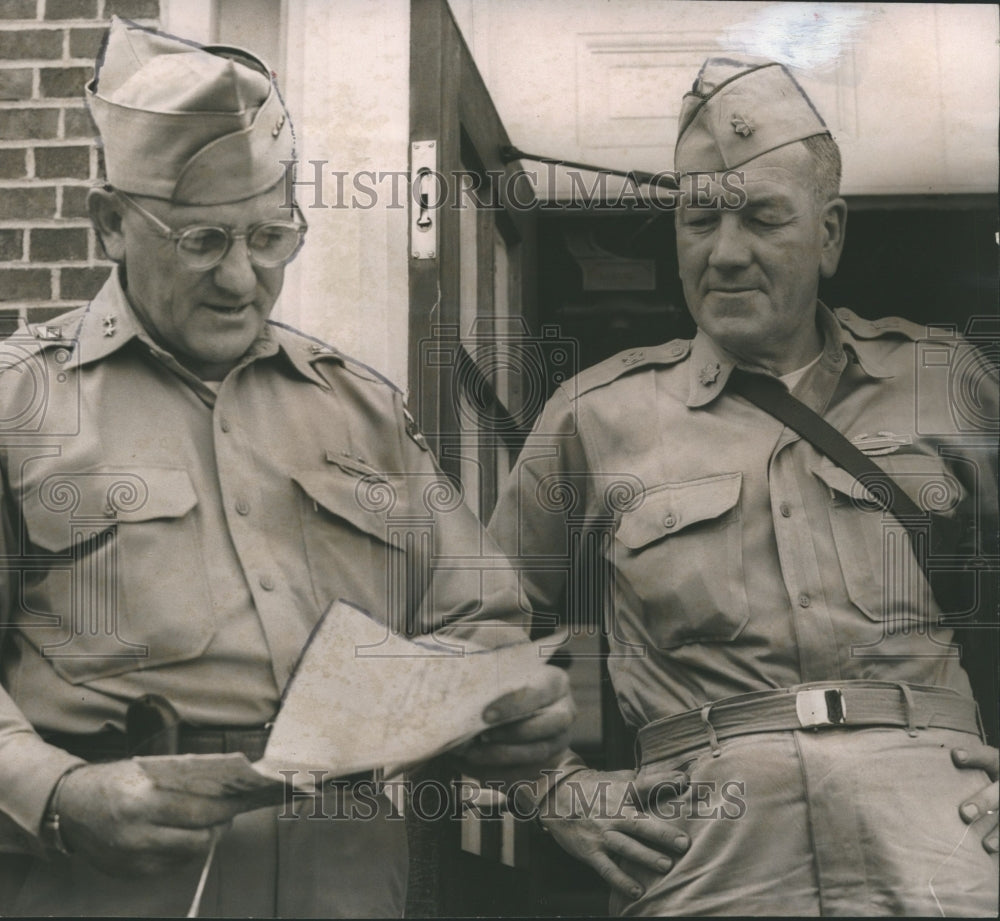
[407,3,572,916]
[409,0,536,522]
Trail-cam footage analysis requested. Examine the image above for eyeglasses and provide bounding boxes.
[115,191,307,270]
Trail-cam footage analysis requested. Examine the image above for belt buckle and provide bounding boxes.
[796,687,847,728]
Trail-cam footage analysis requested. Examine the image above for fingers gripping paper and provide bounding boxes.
[138,599,564,796]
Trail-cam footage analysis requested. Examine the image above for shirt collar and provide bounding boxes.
[834,313,894,380]
[68,271,338,388]
[266,320,345,388]
[685,301,865,408]
[70,269,145,367]
[685,329,739,407]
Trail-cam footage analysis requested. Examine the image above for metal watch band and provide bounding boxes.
[41,763,87,856]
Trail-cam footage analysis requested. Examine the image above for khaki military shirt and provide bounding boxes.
[489,303,997,732]
[0,272,525,846]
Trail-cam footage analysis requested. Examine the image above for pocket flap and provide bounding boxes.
[811,455,962,513]
[617,472,742,550]
[23,466,198,551]
[293,465,397,543]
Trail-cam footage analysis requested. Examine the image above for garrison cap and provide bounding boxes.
[85,17,294,204]
[675,55,830,173]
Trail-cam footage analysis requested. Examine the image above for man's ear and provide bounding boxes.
[819,197,847,279]
[87,187,126,263]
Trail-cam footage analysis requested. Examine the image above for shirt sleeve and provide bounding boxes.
[487,389,599,792]
[0,482,86,846]
[487,385,590,628]
[388,388,530,650]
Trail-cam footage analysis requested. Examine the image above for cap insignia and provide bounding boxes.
[730,114,755,137]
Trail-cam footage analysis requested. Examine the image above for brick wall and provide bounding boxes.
[0,0,159,334]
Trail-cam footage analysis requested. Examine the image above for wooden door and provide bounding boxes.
[408,0,539,522]
[406,2,557,915]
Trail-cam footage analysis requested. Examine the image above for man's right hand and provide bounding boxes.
[538,768,689,901]
[55,760,248,878]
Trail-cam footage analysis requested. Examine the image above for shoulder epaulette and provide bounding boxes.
[834,307,923,341]
[266,319,400,391]
[572,339,692,398]
[337,352,399,390]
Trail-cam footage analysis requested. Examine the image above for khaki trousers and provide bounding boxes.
[614,727,998,916]
[0,791,407,917]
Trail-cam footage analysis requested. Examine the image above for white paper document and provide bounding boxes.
[139,599,565,796]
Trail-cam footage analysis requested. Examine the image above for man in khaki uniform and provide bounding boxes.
[490,56,998,915]
[0,19,571,917]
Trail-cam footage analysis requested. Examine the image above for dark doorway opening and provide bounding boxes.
[537,198,998,373]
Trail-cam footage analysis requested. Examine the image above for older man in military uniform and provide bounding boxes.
[490,56,998,915]
[0,19,571,917]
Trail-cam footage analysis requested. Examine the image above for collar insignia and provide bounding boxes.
[699,361,721,385]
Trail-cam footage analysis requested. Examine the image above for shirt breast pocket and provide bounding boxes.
[17,466,215,683]
[292,456,410,623]
[614,472,749,649]
[811,455,964,622]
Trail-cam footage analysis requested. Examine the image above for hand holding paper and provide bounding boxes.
[458,663,574,778]
[139,600,568,797]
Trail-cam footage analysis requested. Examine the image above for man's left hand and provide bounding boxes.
[953,744,999,854]
[460,664,573,772]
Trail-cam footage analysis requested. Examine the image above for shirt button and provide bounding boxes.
[220,418,232,433]
[236,499,250,515]
[663,513,677,528]
[779,502,792,518]
[259,575,275,591]
[798,593,811,608]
